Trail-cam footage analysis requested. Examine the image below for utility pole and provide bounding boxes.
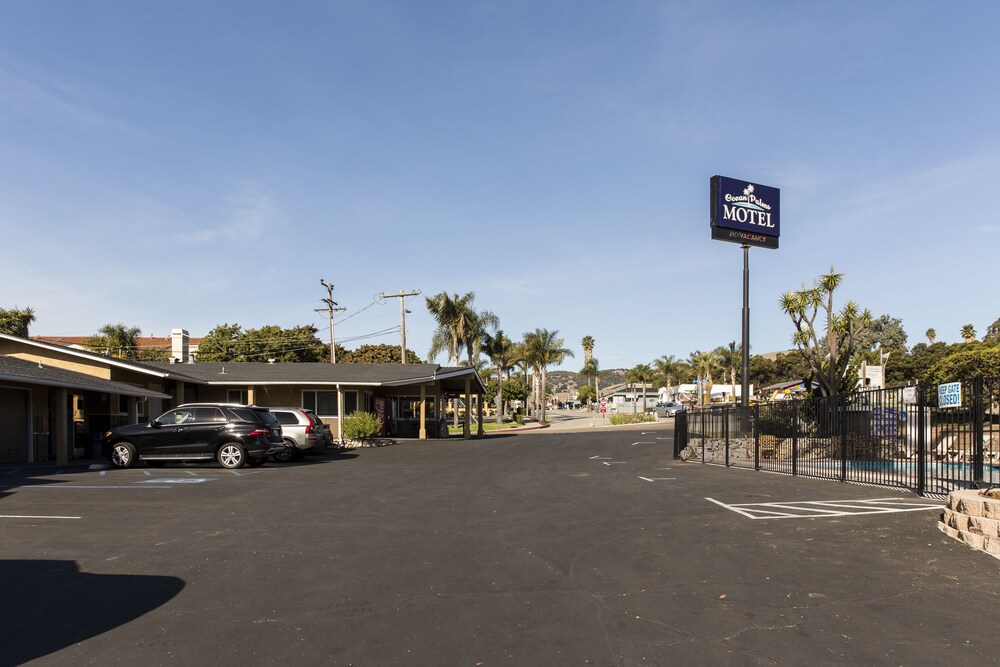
[378,290,421,363]
[317,280,346,363]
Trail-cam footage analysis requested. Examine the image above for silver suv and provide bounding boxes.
[269,407,331,462]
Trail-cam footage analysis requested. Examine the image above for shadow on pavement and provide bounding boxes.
[0,559,184,664]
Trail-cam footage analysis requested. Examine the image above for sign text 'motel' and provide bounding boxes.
[710,175,780,249]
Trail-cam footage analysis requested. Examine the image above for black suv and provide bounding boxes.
[102,404,286,469]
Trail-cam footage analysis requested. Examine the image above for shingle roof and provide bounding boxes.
[145,362,456,385]
[0,356,171,398]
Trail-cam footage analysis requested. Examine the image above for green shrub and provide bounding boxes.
[341,411,383,440]
[609,413,655,425]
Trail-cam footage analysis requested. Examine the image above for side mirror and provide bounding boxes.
[149,419,161,428]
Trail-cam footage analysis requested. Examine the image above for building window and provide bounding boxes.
[227,389,249,404]
[302,390,359,417]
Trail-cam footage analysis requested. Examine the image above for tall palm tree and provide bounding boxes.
[462,308,500,367]
[961,324,977,343]
[425,291,469,366]
[481,331,517,425]
[653,355,684,399]
[581,335,595,364]
[622,368,639,413]
[579,357,599,409]
[714,341,742,401]
[522,328,574,423]
[631,363,655,412]
[925,328,937,344]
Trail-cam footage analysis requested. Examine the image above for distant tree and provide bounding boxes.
[581,335,595,364]
[925,328,937,344]
[196,324,326,362]
[983,318,1000,344]
[961,324,977,343]
[195,323,245,362]
[238,324,326,362]
[927,346,1000,385]
[855,314,908,361]
[84,323,142,360]
[0,306,35,337]
[340,344,420,364]
[577,384,597,404]
[779,268,872,398]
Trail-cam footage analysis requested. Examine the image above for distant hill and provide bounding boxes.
[548,368,628,390]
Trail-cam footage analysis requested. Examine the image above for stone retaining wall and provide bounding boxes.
[939,489,1000,559]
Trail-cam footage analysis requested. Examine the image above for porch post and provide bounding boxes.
[55,387,69,465]
[246,385,255,405]
[476,389,485,437]
[419,384,427,440]
[463,378,471,439]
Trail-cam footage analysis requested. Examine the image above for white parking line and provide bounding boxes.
[705,496,944,520]
[638,477,676,482]
[0,514,81,519]
[630,441,655,446]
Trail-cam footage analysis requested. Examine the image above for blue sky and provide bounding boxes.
[2,1,998,371]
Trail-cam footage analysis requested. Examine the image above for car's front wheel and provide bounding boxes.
[217,443,247,469]
[110,442,136,469]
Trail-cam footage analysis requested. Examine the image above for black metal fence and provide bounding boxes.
[678,377,1000,496]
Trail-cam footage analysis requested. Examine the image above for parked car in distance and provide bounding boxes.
[102,403,285,469]
[268,407,331,461]
[653,401,685,418]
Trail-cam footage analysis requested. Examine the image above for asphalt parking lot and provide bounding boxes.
[3,425,1000,665]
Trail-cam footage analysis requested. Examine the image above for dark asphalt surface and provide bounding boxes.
[2,424,999,665]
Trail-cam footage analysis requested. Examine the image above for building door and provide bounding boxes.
[0,387,31,463]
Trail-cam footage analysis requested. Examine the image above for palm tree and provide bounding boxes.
[522,328,574,423]
[925,328,936,344]
[462,308,500,367]
[481,331,517,425]
[581,335,595,364]
[689,350,720,405]
[622,368,639,413]
[961,324,977,343]
[653,355,682,398]
[579,358,599,409]
[85,323,142,360]
[425,291,470,366]
[714,341,742,402]
[631,363,655,412]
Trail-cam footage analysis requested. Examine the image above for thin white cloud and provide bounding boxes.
[181,183,282,245]
[0,56,139,134]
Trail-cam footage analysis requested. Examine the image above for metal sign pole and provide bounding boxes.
[741,245,750,408]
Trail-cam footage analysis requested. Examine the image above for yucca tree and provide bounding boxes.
[779,268,872,398]
[481,330,517,424]
[631,363,655,412]
[522,328,574,423]
[0,306,35,337]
